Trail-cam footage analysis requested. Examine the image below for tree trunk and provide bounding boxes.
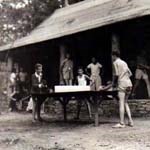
[64,0,69,6]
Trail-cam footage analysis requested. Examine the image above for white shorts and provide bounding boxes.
[135,69,148,80]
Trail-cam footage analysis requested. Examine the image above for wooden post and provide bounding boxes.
[59,44,66,84]
[64,0,69,6]
[111,33,120,82]
[63,99,67,121]
[6,56,13,105]
[112,34,120,52]
[59,97,68,122]
[7,56,13,72]
[93,97,99,126]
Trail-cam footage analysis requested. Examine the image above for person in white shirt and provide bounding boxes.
[87,57,102,91]
[112,51,134,128]
[77,68,91,86]
[8,68,17,111]
[10,68,17,89]
[75,67,92,120]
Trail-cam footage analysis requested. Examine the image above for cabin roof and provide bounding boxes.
[0,0,150,51]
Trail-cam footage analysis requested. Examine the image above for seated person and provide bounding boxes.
[74,67,93,120]
[8,89,20,112]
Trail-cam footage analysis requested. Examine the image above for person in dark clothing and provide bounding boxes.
[31,63,48,122]
[131,51,150,98]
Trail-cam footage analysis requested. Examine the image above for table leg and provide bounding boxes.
[93,98,99,126]
[60,97,69,122]
[63,102,67,121]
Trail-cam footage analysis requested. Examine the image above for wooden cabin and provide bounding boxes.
[0,0,150,98]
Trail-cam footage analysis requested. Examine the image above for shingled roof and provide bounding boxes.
[0,0,150,51]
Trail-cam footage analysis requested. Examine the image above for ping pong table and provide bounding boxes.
[31,90,117,126]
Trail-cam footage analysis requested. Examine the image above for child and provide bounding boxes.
[75,67,93,120]
[76,67,92,86]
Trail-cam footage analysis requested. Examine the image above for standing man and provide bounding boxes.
[131,51,150,98]
[112,51,134,128]
[60,53,74,85]
[31,63,47,122]
[87,57,102,91]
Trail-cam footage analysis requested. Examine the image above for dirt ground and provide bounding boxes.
[0,112,150,150]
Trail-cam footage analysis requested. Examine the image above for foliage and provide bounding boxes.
[0,0,59,46]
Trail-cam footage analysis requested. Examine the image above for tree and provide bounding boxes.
[0,0,59,46]
[0,0,84,47]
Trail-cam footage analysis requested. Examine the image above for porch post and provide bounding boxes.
[7,56,13,72]
[59,44,66,84]
[6,56,13,103]
[111,33,120,82]
[64,0,69,6]
[112,34,120,52]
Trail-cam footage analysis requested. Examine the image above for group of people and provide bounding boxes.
[60,54,103,120]
[7,50,150,128]
[30,57,102,122]
[60,53,102,91]
[8,67,28,112]
[30,51,135,128]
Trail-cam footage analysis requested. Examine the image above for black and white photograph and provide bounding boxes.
[0,0,150,150]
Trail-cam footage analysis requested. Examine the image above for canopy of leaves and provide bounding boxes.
[0,0,59,46]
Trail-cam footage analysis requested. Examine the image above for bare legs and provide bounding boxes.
[64,79,72,85]
[118,91,133,126]
[76,100,92,120]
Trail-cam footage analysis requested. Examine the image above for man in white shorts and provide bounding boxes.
[112,51,134,128]
[87,57,102,91]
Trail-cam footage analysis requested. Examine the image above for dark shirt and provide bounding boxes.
[31,73,48,93]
